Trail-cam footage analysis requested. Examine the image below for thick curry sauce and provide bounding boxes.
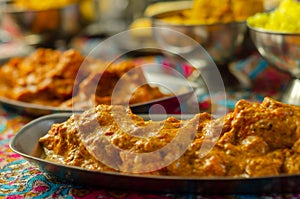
[39,97,300,177]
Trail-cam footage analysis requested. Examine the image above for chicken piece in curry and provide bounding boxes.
[39,97,300,177]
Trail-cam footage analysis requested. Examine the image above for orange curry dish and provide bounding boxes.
[39,97,300,177]
[0,48,169,108]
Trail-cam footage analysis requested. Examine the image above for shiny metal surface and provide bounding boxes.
[280,79,300,106]
[248,26,300,105]
[151,9,247,65]
[248,26,300,77]
[1,3,86,47]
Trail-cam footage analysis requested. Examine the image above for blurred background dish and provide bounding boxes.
[152,14,247,66]
[248,27,300,105]
[150,0,264,90]
[0,48,197,117]
[0,0,88,48]
[150,4,252,90]
[151,0,263,64]
[247,0,300,105]
[0,71,196,117]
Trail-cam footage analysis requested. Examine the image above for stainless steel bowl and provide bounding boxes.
[1,2,87,47]
[151,9,248,91]
[151,9,247,65]
[248,25,300,105]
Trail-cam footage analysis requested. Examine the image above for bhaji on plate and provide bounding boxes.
[0,48,170,109]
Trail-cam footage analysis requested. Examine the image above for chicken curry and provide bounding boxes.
[39,97,300,177]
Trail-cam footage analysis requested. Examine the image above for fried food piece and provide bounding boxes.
[63,60,169,109]
[0,48,88,106]
[14,0,77,10]
[190,0,233,24]
[40,97,300,177]
[0,49,170,108]
[232,0,264,22]
[162,0,264,25]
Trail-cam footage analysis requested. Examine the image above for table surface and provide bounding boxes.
[0,54,296,199]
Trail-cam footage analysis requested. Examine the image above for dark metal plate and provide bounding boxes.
[9,113,300,194]
[0,72,197,117]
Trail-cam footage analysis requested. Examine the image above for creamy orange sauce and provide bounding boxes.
[39,97,300,177]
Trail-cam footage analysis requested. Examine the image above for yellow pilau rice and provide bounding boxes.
[247,0,300,33]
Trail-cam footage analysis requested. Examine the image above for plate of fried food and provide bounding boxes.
[9,97,300,194]
[0,48,196,116]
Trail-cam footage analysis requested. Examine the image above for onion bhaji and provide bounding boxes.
[0,48,169,108]
[0,48,86,106]
[39,97,300,177]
